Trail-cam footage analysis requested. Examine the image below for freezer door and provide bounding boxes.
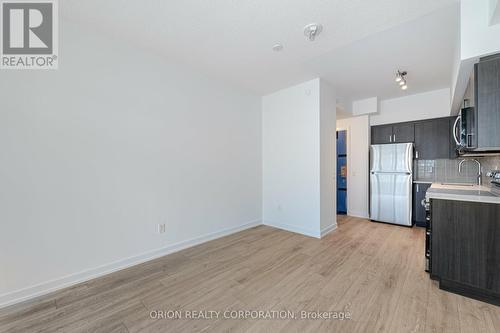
[370,143,413,173]
[370,172,412,226]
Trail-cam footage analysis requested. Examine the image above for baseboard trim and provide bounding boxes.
[320,223,337,238]
[439,278,500,307]
[0,219,262,309]
[263,221,321,238]
[347,210,369,219]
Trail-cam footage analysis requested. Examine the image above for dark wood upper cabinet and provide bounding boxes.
[371,125,393,144]
[449,117,459,159]
[371,117,456,159]
[393,123,415,143]
[371,123,414,144]
[414,117,451,159]
[476,58,500,149]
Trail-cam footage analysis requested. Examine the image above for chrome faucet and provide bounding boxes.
[458,159,482,186]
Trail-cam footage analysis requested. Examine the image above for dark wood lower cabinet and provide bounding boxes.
[413,183,431,227]
[430,199,500,305]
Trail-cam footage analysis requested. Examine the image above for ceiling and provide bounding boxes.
[62,0,459,101]
[312,4,459,108]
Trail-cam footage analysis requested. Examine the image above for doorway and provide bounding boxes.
[337,130,347,214]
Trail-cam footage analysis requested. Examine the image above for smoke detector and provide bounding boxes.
[272,43,284,52]
[304,23,323,41]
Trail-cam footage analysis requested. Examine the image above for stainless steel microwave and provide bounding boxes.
[452,107,476,152]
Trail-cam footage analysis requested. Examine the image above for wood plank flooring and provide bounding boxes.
[1,216,499,332]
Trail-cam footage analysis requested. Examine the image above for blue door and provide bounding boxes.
[337,131,347,214]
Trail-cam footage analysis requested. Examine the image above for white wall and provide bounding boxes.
[0,21,262,307]
[352,97,378,116]
[262,79,336,238]
[451,0,500,115]
[336,115,370,219]
[490,0,500,25]
[370,88,451,126]
[461,0,500,60]
[320,80,337,234]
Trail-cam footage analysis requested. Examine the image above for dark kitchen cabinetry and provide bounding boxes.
[414,117,452,159]
[393,123,415,143]
[371,123,414,144]
[371,125,394,144]
[475,57,500,150]
[430,199,500,305]
[413,183,431,227]
[449,117,459,159]
[371,117,456,159]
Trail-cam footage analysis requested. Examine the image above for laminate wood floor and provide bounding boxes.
[1,216,499,333]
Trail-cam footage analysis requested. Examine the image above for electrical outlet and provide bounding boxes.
[158,223,166,234]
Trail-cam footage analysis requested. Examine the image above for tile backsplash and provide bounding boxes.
[415,156,500,185]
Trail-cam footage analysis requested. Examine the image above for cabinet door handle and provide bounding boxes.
[393,134,396,142]
[389,135,392,143]
[416,150,419,159]
[416,184,419,192]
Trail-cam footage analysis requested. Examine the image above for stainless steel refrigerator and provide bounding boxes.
[370,143,413,226]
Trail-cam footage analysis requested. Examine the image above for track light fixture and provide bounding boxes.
[395,70,408,91]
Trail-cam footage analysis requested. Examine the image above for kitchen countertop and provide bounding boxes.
[426,183,500,204]
[413,180,433,184]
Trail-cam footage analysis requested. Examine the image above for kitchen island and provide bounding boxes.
[426,183,500,306]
